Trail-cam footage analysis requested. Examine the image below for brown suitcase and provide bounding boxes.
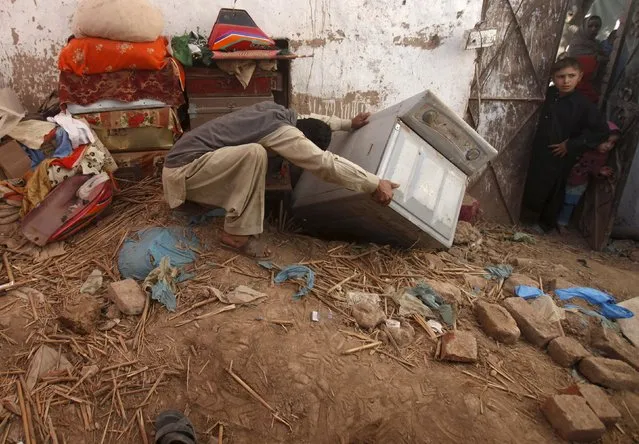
[188,95,274,129]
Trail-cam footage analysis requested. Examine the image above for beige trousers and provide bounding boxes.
[163,143,267,236]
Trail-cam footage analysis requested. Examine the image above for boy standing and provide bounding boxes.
[522,57,609,232]
[557,122,620,232]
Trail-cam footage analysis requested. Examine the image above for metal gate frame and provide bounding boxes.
[466,0,571,224]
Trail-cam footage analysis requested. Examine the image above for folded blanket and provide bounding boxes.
[59,59,185,108]
[59,37,168,76]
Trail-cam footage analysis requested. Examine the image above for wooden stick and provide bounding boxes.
[168,297,218,321]
[218,423,223,444]
[225,363,292,431]
[138,371,165,408]
[175,304,236,327]
[99,412,111,444]
[137,409,149,444]
[101,360,138,373]
[342,341,382,355]
[326,273,357,294]
[16,381,34,444]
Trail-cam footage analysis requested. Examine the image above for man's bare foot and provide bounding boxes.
[219,232,272,258]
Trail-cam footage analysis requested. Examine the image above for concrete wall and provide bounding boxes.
[0,0,482,117]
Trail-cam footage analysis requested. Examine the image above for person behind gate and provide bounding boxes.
[162,101,399,258]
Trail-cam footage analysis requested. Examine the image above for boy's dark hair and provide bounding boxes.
[587,15,603,25]
[551,57,582,75]
[296,118,332,150]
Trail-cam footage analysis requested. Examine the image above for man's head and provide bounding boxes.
[552,57,583,95]
[585,15,603,40]
[296,118,332,150]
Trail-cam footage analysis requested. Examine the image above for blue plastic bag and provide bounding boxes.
[516,285,543,300]
[118,227,200,280]
[556,287,634,320]
[274,265,315,299]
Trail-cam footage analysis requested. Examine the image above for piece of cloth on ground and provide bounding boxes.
[8,120,57,149]
[485,264,513,280]
[118,227,200,281]
[407,282,455,326]
[143,256,180,311]
[47,111,95,149]
[556,287,633,319]
[274,265,315,299]
[21,160,54,216]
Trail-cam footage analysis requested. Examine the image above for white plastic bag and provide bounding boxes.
[72,0,165,43]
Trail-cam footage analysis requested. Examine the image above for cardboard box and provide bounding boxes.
[0,139,31,179]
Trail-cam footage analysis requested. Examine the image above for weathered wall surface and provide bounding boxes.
[0,0,482,116]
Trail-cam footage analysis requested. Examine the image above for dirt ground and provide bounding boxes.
[2,180,639,443]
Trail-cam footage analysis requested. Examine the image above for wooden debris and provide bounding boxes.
[342,341,382,355]
[175,304,237,327]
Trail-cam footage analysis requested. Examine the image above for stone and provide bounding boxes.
[616,297,639,348]
[591,324,639,371]
[453,221,481,245]
[351,302,386,330]
[545,277,578,291]
[385,321,415,347]
[425,279,462,304]
[561,384,622,425]
[474,300,520,344]
[440,331,478,363]
[542,395,605,442]
[579,357,639,391]
[503,297,561,348]
[511,257,538,268]
[503,274,539,296]
[81,365,100,378]
[58,294,101,335]
[465,275,489,291]
[108,279,146,316]
[547,337,591,367]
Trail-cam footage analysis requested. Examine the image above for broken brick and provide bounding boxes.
[108,279,146,316]
[579,357,639,391]
[542,395,605,442]
[547,336,590,367]
[440,331,477,363]
[465,275,489,291]
[561,384,622,425]
[591,323,639,371]
[351,302,386,330]
[503,297,561,348]
[503,274,539,296]
[474,300,520,344]
[58,294,101,335]
[453,221,481,245]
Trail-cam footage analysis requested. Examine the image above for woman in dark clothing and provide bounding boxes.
[567,15,607,103]
[522,57,609,232]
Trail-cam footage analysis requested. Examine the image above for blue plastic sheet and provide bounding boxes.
[274,265,315,299]
[556,287,634,320]
[118,227,200,280]
[516,285,543,300]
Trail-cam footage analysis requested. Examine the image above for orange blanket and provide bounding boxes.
[58,37,168,76]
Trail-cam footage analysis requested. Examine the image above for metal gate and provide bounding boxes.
[466,0,570,223]
[580,0,639,249]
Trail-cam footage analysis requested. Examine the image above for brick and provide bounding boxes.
[425,279,462,304]
[560,384,622,426]
[591,324,639,371]
[503,274,539,296]
[108,279,146,316]
[474,300,520,344]
[440,331,477,363]
[58,294,101,335]
[547,337,590,367]
[503,297,561,348]
[579,357,639,391]
[542,395,605,442]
